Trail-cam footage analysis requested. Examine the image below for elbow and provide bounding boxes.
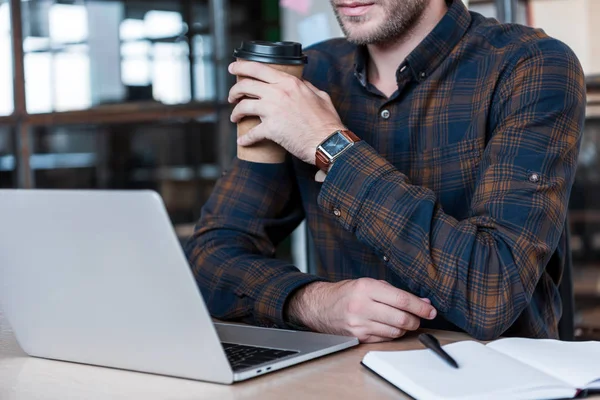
[468,324,506,342]
[184,224,234,264]
[183,232,206,267]
[457,297,527,341]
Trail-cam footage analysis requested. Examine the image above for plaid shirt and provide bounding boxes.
[186,0,585,340]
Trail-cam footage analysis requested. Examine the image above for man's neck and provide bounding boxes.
[367,0,448,98]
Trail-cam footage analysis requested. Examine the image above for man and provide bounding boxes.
[185,0,585,342]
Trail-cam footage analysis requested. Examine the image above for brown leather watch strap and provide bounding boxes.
[340,129,360,143]
[316,150,330,172]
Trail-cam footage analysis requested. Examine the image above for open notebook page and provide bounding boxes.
[487,338,600,390]
[362,340,576,400]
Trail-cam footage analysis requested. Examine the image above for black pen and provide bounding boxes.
[418,333,459,369]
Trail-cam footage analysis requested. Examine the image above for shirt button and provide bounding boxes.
[383,255,389,262]
[529,173,540,183]
[333,208,342,217]
[380,109,390,119]
[420,71,427,79]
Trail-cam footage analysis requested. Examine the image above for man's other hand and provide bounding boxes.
[286,278,437,343]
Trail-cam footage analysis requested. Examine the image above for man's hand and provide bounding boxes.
[228,61,345,164]
[286,278,437,343]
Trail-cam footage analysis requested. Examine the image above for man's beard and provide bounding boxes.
[332,0,429,46]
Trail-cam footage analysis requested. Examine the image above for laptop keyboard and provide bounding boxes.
[221,342,299,372]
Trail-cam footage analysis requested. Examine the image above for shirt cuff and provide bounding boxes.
[317,141,405,232]
[253,272,328,330]
[229,157,290,181]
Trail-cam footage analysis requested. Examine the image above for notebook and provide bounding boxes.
[362,338,600,400]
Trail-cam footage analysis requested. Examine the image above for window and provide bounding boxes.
[0,1,13,116]
[21,1,211,113]
[22,2,91,113]
[120,10,193,104]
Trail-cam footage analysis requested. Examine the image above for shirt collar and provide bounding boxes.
[353,0,472,85]
[354,46,369,87]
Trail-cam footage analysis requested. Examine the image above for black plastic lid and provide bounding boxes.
[233,41,307,65]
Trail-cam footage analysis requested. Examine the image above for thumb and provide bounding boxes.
[314,170,327,182]
[420,298,432,304]
[237,125,267,147]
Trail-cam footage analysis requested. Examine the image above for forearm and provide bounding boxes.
[318,142,574,340]
[188,228,325,327]
[284,281,330,330]
[185,157,326,327]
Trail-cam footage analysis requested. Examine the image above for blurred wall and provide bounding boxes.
[281,1,342,47]
[530,0,600,75]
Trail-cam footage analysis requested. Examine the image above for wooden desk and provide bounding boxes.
[1,310,597,400]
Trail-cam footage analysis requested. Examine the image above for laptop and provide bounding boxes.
[0,189,358,384]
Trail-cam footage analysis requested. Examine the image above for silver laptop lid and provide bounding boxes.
[0,190,234,383]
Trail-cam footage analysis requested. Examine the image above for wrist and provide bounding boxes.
[308,125,345,164]
[315,129,360,172]
[285,281,329,330]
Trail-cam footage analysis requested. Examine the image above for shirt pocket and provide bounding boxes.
[409,138,483,218]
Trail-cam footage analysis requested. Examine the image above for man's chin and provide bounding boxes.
[344,32,376,45]
[341,21,380,42]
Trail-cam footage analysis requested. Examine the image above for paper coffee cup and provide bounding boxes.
[233,41,308,163]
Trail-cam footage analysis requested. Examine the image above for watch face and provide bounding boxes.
[321,132,353,158]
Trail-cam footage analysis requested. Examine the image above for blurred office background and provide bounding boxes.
[0,0,599,339]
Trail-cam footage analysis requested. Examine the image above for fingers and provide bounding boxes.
[366,302,421,331]
[370,282,437,320]
[368,322,407,339]
[237,125,268,147]
[228,79,275,104]
[314,170,327,182]
[360,335,395,344]
[355,322,406,343]
[231,98,263,123]
[229,61,288,84]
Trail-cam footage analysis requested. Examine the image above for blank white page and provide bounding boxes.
[362,341,575,400]
[487,338,600,389]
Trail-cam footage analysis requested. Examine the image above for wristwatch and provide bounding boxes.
[315,129,361,172]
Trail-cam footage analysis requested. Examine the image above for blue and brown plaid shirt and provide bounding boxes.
[186,0,586,340]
